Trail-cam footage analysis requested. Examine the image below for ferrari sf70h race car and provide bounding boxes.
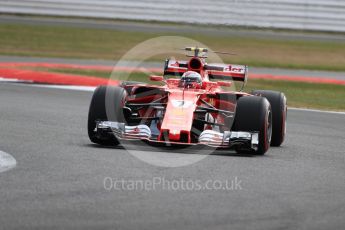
[88,47,287,155]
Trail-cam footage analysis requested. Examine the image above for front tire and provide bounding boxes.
[232,96,272,155]
[87,85,127,145]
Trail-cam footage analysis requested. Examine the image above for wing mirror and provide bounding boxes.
[150,75,165,82]
[217,81,232,87]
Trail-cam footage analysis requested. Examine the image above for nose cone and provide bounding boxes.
[160,90,199,143]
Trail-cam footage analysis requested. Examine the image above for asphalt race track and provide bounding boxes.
[0,83,345,230]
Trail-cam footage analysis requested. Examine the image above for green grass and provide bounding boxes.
[27,67,345,111]
[245,79,345,111]
[1,23,345,71]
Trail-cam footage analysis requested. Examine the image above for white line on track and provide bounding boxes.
[5,82,345,115]
[0,77,32,83]
[0,150,17,173]
[289,107,345,115]
[29,84,345,115]
[30,84,96,92]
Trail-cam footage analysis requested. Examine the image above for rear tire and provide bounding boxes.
[232,96,272,155]
[87,85,127,145]
[252,90,287,146]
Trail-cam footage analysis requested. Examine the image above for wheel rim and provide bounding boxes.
[283,105,287,138]
[267,109,273,143]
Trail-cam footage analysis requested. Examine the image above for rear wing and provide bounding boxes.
[163,59,248,82]
[206,64,248,82]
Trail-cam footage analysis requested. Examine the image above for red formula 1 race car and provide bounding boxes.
[88,47,287,155]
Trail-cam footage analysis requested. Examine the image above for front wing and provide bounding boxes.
[95,121,259,151]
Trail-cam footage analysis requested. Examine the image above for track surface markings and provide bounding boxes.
[0,150,17,173]
[26,83,345,115]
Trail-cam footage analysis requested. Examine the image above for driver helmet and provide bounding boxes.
[179,71,202,89]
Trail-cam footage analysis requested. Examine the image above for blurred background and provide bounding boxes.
[1,0,345,31]
[0,0,344,110]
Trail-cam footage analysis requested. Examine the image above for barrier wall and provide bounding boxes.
[1,0,345,32]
